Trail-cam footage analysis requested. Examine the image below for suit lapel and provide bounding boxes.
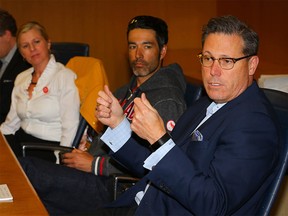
[172,97,211,146]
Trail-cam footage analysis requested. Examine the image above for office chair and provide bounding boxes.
[184,76,206,107]
[22,57,109,159]
[257,88,288,215]
[51,42,90,65]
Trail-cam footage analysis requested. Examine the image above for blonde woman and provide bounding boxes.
[0,21,80,162]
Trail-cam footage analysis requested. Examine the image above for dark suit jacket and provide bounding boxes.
[109,82,280,215]
[0,49,31,123]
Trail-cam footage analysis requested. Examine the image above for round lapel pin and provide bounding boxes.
[43,87,48,94]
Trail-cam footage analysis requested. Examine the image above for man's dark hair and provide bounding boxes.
[202,15,259,56]
[0,9,17,37]
[127,15,168,50]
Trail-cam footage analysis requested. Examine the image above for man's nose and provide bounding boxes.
[210,60,222,76]
[135,47,143,59]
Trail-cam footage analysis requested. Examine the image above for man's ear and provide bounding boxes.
[248,55,259,76]
[160,45,167,60]
[3,30,12,39]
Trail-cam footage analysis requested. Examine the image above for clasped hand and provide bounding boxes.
[96,85,125,129]
[96,85,166,144]
[61,148,94,172]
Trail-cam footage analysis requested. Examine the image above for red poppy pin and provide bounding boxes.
[166,120,175,132]
[43,87,48,94]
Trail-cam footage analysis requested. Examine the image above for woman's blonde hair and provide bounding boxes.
[16,21,49,47]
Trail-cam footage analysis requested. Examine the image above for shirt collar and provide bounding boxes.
[206,102,226,116]
[1,44,17,64]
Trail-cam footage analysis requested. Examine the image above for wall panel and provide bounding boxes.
[1,0,286,89]
[0,0,215,89]
[217,0,288,79]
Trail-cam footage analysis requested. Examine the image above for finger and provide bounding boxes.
[97,112,111,119]
[96,105,111,118]
[97,93,111,107]
[134,97,145,111]
[104,85,111,96]
[64,162,74,168]
[134,96,150,116]
[133,98,141,111]
[72,148,82,153]
[97,104,111,113]
[140,93,154,110]
[132,100,145,124]
[104,85,114,103]
[97,86,117,111]
[61,152,70,159]
[63,149,79,159]
[61,157,71,165]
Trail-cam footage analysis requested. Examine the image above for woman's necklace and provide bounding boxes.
[30,71,38,85]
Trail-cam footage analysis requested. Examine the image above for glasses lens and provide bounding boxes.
[201,55,213,67]
[198,54,236,69]
[219,58,234,70]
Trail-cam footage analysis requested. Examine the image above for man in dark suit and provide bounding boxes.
[96,15,280,215]
[0,9,31,123]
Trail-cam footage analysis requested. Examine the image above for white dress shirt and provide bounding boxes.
[0,55,80,147]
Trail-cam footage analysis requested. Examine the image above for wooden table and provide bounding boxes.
[0,133,48,215]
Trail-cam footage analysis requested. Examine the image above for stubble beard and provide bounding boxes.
[131,59,161,78]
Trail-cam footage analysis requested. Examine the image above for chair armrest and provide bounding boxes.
[113,174,140,200]
[21,142,74,157]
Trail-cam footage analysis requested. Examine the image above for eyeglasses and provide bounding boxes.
[197,53,255,70]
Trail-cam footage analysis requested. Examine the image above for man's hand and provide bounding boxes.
[78,134,88,151]
[61,149,94,173]
[131,93,166,144]
[96,85,125,129]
